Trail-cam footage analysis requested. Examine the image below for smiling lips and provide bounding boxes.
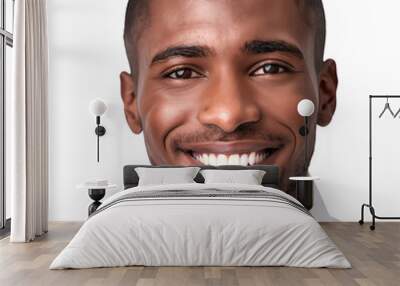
[179,140,282,166]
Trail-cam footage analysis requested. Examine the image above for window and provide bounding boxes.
[0,0,14,234]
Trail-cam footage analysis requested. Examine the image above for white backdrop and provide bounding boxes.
[48,0,400,221]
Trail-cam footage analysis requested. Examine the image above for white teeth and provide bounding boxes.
[201,154,209,165]
[194,150,275,166]
[256,153,261,163]
[240,154,249,166]
[248,152,256,165]
[209,154,217,165]
[216,154,228,166]
[228,154,240,165]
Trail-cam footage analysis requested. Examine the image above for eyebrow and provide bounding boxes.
[151,45,214,64]
[150,40,304,65]
[243,40,304,59]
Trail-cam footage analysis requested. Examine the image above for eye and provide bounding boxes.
[164,68,203,79]
[251,63,291,76]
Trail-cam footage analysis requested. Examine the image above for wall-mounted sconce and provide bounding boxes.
[89,99,107,162]
[297,99,315,175]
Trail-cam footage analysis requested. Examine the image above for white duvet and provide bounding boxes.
[50,183,351,269]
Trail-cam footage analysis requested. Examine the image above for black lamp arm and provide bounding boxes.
[304,116,309,175]
[94,116,106,162]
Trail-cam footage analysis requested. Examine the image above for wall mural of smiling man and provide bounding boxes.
[120,0,338,193]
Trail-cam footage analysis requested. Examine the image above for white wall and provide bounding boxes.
[48,0,400,221]
[48,0,149,221]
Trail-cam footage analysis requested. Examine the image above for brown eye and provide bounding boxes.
[166,68,202,79]
[252,63,290,76]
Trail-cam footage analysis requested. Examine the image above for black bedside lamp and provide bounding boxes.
[297,99,315,175]
[89,99,107,162]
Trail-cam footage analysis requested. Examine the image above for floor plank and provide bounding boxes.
[0,222,399,286]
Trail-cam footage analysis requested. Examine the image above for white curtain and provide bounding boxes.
[8,0,48,242]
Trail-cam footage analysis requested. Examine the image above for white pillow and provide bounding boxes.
[135,167,201,186]
[200,169,266,185]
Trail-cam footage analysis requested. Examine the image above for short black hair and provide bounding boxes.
[123,0,326,73]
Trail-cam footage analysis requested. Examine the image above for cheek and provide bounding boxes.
[252,76,316,129]
[138,90,195,161]
[251,75,318,167]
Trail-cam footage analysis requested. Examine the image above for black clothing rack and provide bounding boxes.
[359,95,400,230]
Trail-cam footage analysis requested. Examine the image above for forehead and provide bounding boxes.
[136,0,314,66]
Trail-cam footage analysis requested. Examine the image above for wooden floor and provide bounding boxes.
[0,222,399,286]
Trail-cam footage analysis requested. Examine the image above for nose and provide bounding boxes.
[197,73,261,133]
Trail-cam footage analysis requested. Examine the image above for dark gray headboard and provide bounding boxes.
[123,165,280,189]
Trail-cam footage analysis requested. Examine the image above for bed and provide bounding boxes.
[50,165,350,269]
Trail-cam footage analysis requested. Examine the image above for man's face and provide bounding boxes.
[121,0,337,190]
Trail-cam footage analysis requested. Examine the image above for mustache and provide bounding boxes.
[172,123,284,146]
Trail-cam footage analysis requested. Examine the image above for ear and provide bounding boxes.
[120,71,142,134]
[317,59,338,126]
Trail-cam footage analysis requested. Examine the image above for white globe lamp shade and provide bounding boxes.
[89,99,107,116]
[297,99,315,117]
